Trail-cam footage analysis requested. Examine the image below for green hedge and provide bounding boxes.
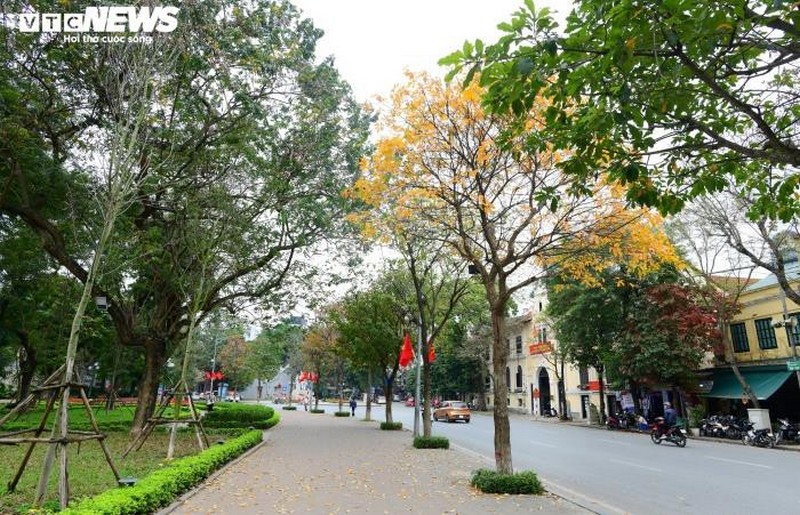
[202,403,275,429]
[380,422,402,430]
[413,436,449,449]
[470,469,543,495]
[334,411,351,417]
[309,408,325,414]
[281,405,297,411]
[61,430,264,515]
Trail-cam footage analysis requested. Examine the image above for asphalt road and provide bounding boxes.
[361,403,800,515]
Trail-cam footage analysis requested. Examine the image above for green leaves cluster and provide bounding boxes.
[546,265,720,389]
[470,468,544,495]
[442,0,800,220]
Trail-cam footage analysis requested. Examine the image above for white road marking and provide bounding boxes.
[529,440,557,448]
[598,438,632,446]
[609,458,662,472]
[705,456,773,469]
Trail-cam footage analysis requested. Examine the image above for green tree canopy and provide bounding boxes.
[443,0,800,220]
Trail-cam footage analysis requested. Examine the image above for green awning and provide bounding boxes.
[704,368,792,400]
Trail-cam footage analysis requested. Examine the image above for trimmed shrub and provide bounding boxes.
[282,405,297,411]
[413,435,449,449]
[380,422,402,430]
[310,408,325,414]
[202,403,275,429]
[334,411,351,417]
[61,430,264,514]
[470,469,544,495]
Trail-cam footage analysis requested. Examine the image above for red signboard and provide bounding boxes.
[528,342,553,355]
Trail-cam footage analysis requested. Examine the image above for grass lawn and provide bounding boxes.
[0,404,227,514]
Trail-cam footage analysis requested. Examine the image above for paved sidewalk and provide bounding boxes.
[163,409,589,515]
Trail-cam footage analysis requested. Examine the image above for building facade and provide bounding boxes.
[486,292,608,422]
[704,265,800,420]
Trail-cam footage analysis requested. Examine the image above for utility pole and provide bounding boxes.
[413,319,422,438]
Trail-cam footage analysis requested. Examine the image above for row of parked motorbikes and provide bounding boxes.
[606,411,800,449]
[606,412,689,447]
[698,415,800,448]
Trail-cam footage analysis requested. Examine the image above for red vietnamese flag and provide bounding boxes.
[399,332,415,368]
[428,339,436,363]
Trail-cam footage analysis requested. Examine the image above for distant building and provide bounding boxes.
[485,289,608,423]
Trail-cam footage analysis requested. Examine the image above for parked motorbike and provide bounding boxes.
[742,422,776,448]
[699,415,726,438]
[726,417,750,440]
[650,417,687,447]
[775,418,800,445]
[606,413,629,430]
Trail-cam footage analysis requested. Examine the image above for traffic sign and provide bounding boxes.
[788,360,800,371]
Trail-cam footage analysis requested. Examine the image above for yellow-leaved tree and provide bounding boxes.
[348,71,679,475]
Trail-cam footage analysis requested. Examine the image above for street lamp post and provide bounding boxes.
[414,319,422,438]
[209,338,220,400]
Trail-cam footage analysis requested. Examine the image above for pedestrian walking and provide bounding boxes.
[349,397,357,417]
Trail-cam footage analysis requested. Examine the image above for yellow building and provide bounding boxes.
[486,294,609,422]
[704,267,800,420]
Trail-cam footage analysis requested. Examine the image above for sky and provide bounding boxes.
[291,0,574,103]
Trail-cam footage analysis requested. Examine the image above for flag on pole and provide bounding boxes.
[428,338,436,363]
[399,332,415,368]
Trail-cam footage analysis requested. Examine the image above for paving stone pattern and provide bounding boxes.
[164,408,589,515]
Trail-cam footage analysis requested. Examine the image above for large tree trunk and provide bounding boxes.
[490,308,513,474]
[131,340,168,436]
[364,368,373,421]
[383,380,394,424]
[422,359,432,437]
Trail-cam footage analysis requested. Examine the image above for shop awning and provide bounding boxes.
[703,368,792,400]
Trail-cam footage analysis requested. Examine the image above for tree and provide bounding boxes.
[217,335,254,394]
[548,264,720,419]
[546,273,622,422]
[667,200,763,407]
[620,280,720,390]
[351,72,660,473]
[333,269,413,424]
[1,0,369,436]
[443,0,800,220]
[301,315,340,410]
[249,322,301,403]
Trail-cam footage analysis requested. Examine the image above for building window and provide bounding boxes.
[754,318,778,350]
[538,326,548,343]
[516,366,523,388]
[506,367,511,390]
[515,335,523,354]
[730,322,749,353]
[579,366,589,386]
[539,301,543,312]
[787,313,800,346]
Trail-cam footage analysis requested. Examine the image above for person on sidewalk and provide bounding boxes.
[349,397,357,417]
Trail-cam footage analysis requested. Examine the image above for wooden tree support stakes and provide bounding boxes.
[121,379,209,460]
[0,367,120,509]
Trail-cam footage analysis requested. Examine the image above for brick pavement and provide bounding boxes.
[162,408,590,515]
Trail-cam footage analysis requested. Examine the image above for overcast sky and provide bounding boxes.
[291,0,573,103]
